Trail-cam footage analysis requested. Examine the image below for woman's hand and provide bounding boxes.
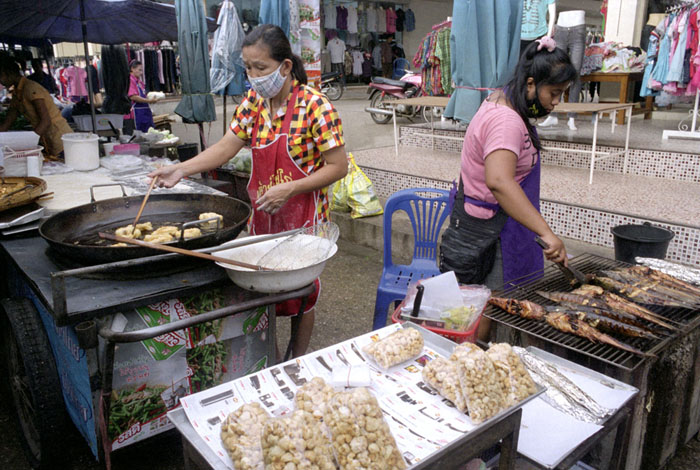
[256,182,296,214]
[540,231,568,265]
[148,165,186,188]
[148,98,158,104]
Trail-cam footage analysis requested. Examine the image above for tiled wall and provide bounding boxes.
[362,165,700,266]
[399,126,700,183]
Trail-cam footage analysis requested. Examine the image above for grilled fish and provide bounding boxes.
[593,276,698,309]
[488,297,546,320]
[545,306,659,340]
[536,290,670,331]
[601,269,700,306]
[626,266,700,297]
[544,311,653,357]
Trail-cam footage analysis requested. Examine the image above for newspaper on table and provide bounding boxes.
[179,324,477,468]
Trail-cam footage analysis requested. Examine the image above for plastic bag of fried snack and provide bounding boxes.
[487,343,537,403]
[362,327,424,369]
[450,344,506,424]
[220,402,270,470]
[261,410,336,470]
[421,357,468,412]
[295,377,336,421]
[324,387,407,470]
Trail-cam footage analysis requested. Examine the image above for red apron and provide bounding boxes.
[247,86,320,316]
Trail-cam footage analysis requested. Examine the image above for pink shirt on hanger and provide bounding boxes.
[386,8,397,34]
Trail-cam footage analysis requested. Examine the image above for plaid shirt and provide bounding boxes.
[230,81,344,221]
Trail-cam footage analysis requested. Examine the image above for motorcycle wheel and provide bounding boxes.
[369,92,395,125]
[422,105,444,123]
[325,82,343,101]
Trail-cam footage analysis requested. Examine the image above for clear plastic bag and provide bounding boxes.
[220,402,270,470]
[324,388,406,470]
[261,410,336,470]
[486,343,537,404]
[421,357,468,412]
[295,377,336,421]
[450,344,506,424]
[363,327,424,369]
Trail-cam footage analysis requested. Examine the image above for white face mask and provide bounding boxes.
[249,63,287,99]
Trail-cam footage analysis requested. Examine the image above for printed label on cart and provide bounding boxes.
[136,299,191,361]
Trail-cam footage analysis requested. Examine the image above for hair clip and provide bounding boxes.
[536,36,557,52]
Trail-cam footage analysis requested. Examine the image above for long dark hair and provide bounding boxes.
[504,41,578,151]
[243,24,308,85]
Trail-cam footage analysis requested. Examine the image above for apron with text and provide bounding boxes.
[463,150,543,284]
[246,86,320,315]
[132,78,154,133]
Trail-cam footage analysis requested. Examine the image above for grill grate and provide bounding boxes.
[485,253,699,371]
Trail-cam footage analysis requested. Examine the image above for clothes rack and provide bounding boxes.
[661,0,700,140]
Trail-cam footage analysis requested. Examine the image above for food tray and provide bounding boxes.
[171,323,544,470]
[0,177,48,212]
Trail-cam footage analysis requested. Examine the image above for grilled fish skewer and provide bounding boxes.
[600,270,700,306]
[545,306,660,340]
[626,266,700,297]
[539,290,678,331]
[544,312,653,357]
[593,276,698,309]
[488,298,654,357]
[536,291,650,328]
[488,297,546,320]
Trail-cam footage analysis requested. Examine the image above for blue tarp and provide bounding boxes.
[0,0,217,45]
[444,0,523,123]
[258,0,290,35]
[175,0,217,124]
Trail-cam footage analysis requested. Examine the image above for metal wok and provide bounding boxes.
[39,185,251,265]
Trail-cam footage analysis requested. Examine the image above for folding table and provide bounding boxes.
[542,102,633,184]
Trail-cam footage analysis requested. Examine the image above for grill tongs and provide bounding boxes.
[534,236,593,286]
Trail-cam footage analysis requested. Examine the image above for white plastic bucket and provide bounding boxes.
[62,133,100,171]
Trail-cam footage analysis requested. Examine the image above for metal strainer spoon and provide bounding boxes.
[256,222,340,271]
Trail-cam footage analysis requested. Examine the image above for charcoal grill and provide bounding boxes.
[485,253,700,470]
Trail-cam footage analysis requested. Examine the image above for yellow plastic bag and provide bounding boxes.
[329,163,350,212]
[347,153,383,218]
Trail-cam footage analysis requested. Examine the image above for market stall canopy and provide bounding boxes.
[0,0,217,45]
[443,0,523,123]
[175,0,216,124]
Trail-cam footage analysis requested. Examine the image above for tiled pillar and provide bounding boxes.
[604,0,648,47]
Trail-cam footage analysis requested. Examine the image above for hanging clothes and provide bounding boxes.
[405,9,416,32]
[352,49,364,76]
[412,24,453,96]
[346,5,358,34]
[643,6,700,98]
[386,8,397,34]
[323,2,336,30]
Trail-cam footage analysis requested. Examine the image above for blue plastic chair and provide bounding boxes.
[392,58,410,79]
[372,188,452,330]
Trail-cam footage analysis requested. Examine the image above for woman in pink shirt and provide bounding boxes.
[124,60,157,133]
[440,38,577,289]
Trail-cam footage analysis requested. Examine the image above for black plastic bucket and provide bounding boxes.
[611,222,675,264]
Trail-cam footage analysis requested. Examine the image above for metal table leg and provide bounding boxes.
[393,106,398,156]
[589,111,600,184]
[623,106,632,175]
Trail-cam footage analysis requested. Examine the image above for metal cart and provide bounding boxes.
[0,235,313,469]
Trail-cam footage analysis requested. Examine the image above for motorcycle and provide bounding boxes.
[320,70,344,101]
[365,71,440,124]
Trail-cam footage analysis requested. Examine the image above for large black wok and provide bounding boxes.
[40,190,251,265]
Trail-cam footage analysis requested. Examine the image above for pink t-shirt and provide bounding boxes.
[461,100,539,219]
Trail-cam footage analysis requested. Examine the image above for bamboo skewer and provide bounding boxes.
[132,176,158,228]
[98,232,273,271]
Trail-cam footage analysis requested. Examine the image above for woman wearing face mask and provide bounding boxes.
[439,37,577,292]
[149,24,347,358]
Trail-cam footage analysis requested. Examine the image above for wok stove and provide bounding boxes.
[486,253,700,470]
